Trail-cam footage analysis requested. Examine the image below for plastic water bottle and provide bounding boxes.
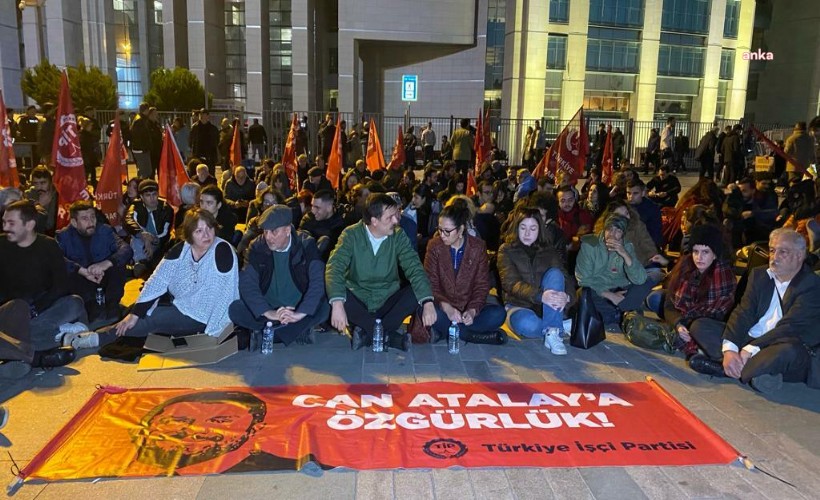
[95,287,105,307]
[261,321,274,355]
[372,319,385,352]
[448,321,460,354]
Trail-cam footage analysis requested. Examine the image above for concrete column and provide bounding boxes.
[245,0,270,114]
[21,4,45,70]
[631,0,662,121]
[337,32,358,115]
[136,1,151,88]
[559,0,589,121]
[80,0,116,78]
[43,0,83,68]
[0,1,24,107]
[162,0,188,68]
[691,0,726,122]
[726,0,756,119]
[292,0,316,112]
[501,0,549,159]
[188,0,226,102]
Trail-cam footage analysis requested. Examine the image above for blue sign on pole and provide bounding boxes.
[401,75,418,102]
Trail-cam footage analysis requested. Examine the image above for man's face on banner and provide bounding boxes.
[133,393,265,469]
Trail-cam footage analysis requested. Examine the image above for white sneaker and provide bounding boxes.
[63,332,99,350]
[543,328,567,355]
[55,322,90,342]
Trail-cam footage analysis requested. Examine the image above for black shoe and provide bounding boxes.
[749,373,783,394]
[429,327,446,344]
[296,329,316,345]
[350,326,366,351]
[31,347,77,368]
[249,330,261,352]
[688,354,725,377]
[467,330,508,345]
[387,331,411,351]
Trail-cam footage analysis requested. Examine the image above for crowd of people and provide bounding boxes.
[2,106,820,403]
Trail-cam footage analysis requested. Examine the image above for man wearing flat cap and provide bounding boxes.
[125,179,174,277]
[229,205,329,347]
[575,213,650,328]
[303,167,332,194]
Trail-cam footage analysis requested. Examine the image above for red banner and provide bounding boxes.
[366,118,386,173]
[601,123,614,185]
[535,107,589,184]
[52,71,89,229]
[229,119,242,170]
[281,113,299,190]
[19,381,738,485]
[474,108,491,175]
[325,116,343,190]
[96,118,127,226]
[0,90,20,188]
[386,125,405,171]
[158,124,189,208]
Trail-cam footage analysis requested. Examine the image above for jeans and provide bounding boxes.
[505,268,565,338]
[98,304,205,346]
[30,295,88,350]
[432,303,506,339]
[589,279,655,325]
[645,290,665,318]
[229,300,330,346]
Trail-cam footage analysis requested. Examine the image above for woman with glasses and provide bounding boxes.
[498,207,576,355]
[423,201,507,345]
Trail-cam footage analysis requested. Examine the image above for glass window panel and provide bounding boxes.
[549,0,569,23]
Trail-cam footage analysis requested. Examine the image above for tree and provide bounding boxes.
[144,67,209,112]
[67,64,118,110]
[21,60,117,110]
[21,59,62,105]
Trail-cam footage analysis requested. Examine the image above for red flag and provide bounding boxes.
[474,108,492,177]
[281,113,299,191]
[534,107,589,184]
[158,124,189,208]
[96,118,127,226]
[229,119,242,169]
[0,90,20,188]
[325,116,343,190]
[386,126,405,171]
[466,171,478,198]
[601,123,614,185]
[52,71,89,229]
[366,118,386,173]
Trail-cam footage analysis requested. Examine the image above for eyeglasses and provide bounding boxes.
[481,190,494,195]
[438,226,459,236]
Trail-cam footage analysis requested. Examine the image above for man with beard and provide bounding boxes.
[299,189,345,260]
[56,201,133,322]
[23,166,58,234]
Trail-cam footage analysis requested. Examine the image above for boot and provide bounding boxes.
[429,327,446,344]
[386,331,411,351]
[467,330,508,345]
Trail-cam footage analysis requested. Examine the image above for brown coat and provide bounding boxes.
[498,240,576,313]
[424,234,490,313]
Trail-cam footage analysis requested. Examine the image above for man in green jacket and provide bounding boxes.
[575,214,651,328]
[326,193,437,350]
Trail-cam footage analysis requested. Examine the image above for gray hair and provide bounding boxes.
[0,187,22,209]
[770,228,807,253]
[180,182,201,207]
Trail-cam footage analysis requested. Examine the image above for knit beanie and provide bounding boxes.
[688,223,723,257]
[604,214,628,233]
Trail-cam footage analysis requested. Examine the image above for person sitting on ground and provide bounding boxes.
[125,179,174,278]
[299,189,346,260]
[575,213,650,328]
[0,300,77,380]
[646,164,682,208]
[424,203,507,345]
[193,163,217,187]
[514,168,537,202]
[627,177,663,248]
[57,201,133,323]
[326,193,437,351]
[723,177,778,249]
[498,208,575,354]
[0,201,88,351]
[687,229,820,394]
[200,184,238,245]
[582,180,610,224]
[65,209,239,350]
[473,180,503,252]
[246,185,281,223]
[224,166,256,222]
[237,189,286,256]
[23,166,58,235]
[303,167,332,194]
[556,184,593,253]
[645,224,736,357]
[173,182,201,233]
[518,192,569,266]
[230,205,329,347]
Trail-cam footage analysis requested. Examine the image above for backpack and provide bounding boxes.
[621,312,678,353]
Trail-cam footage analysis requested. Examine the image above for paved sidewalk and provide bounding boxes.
[1,328,818,500]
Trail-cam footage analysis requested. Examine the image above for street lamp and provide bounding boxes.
[203,71,215,109]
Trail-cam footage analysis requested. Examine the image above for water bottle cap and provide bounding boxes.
[266,321,273,327]
[451,321,457,325]
[375,319,382,323]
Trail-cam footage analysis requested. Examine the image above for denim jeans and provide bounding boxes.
[645,290,665,318]
[432,303,506,339]
[505,268,565,338]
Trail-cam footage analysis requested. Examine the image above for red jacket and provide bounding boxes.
[558,205,594,240]
[423,234,490,313]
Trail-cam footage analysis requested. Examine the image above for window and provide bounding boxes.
[546,34,567,70]
[549,0,569,23]
[586,28,640,73]
[662,0,710,34]
[715,81,728,118]
[657,44,705,77]
[269,0,293,110]
[583,92,631,117]
[543,89,561,118]
[589,0,643,27]
[654,93,693,119]
[723,0,740,38]
[224,1,247,103]
[114,0,142,109]
[484,0,506,91]
[719,49,734,79]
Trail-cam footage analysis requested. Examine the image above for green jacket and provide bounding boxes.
[326,221,433,311]
[575,234,647,296]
